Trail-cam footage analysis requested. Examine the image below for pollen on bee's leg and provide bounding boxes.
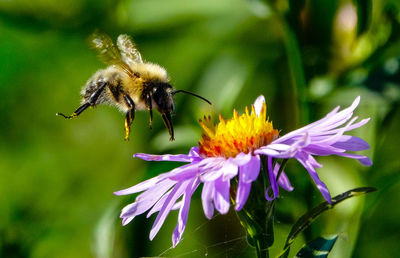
[124,133,130,141]
[57,103,91,119]
[56,112,77,119]
[124,120,130,141]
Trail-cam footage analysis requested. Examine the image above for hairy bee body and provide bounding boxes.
[58,33,210,141]
[81,62,169,113]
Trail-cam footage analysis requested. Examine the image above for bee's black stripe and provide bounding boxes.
[109,83,122,102]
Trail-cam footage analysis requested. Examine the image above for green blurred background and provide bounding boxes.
[1,0,400,257]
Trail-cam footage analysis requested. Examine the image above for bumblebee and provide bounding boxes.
[57,33,210,140]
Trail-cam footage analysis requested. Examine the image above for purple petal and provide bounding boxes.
[222,159,239,181]
[332,136,370,151]
[201,181,215,219]
[255,146,282,157]
[188,147,201,158]
[149,181,189,240]
[265,156,279,201]
[264,143,292,151]
[295,152,332,203]
[253,95,265,116]
[115,161,203,196]
[325,105,341,117]
[114,175,165,195]
[312,116,359,145]
[239,154,260,183]
[164,162,202,179]
[337,153,373,166]
[200,159,238,182]
[198,157,226,172]
[273,163,293,191]
[312,97,360,132]
[256,97,371,181]
[172,201,183,211]
[213,177,230,214]
[322,118,370,136]
[303,144,345,156]
[257,133,311,159]
[146,189,173,218]
[235,181,251,211]
[120,203,137,219]
[200,164,224,181]
[235,155,261,210]
[122,216,134,226]
[231,152,252,166]
[120,180,176,219]
[134,153,192,162]
[168,163,200,181]
[172,178,200,247]
[273,97,361,145]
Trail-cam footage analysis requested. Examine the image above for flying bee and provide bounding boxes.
[57,32,211,141]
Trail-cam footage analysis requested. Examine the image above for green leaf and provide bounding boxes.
[295,235,338,258]
[354,0,372,36]
[278,187,376,258]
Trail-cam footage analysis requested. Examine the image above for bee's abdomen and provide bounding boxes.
[81,68,123,106]
[81,79,109,105]
[82,79,99,100]
[108,83,123,102]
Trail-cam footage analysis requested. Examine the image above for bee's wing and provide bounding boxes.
[117,34,143,66]
[89,32,135,77]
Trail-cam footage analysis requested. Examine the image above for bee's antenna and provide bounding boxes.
[173,90,212,105]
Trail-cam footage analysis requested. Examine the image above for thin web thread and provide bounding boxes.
[156,206,249,257]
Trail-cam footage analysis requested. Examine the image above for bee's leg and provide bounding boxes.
[145,94,153,130]
[57,103,90,119]
[57,82,107,119]
[124,94,136,141]
[161,112,174,141]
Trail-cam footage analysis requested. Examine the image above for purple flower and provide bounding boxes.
[115,95,372,247]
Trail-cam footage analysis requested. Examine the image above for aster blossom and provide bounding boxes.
[115,95,372,247]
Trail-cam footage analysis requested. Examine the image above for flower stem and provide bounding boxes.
[236,200,274,258]
[233,156,280,258]
[255,240,269,258]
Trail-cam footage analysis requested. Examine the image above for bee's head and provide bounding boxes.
[152,82,175,113]
[150,83,211,141]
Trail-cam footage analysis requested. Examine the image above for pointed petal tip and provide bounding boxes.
[235,203,244,211]
[361,158,373,167]
[149,230,156,241]
[254,95,266,104]
[133,153,152,160]
[113,190,125,196]
[354,96,361,105]
[172,232,182,248]
[325,196,333,204]
[204,212,213,220]
[122,217,134,226]
[253,95,266,116]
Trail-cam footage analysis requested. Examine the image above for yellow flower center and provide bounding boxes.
[199,101,278,158]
